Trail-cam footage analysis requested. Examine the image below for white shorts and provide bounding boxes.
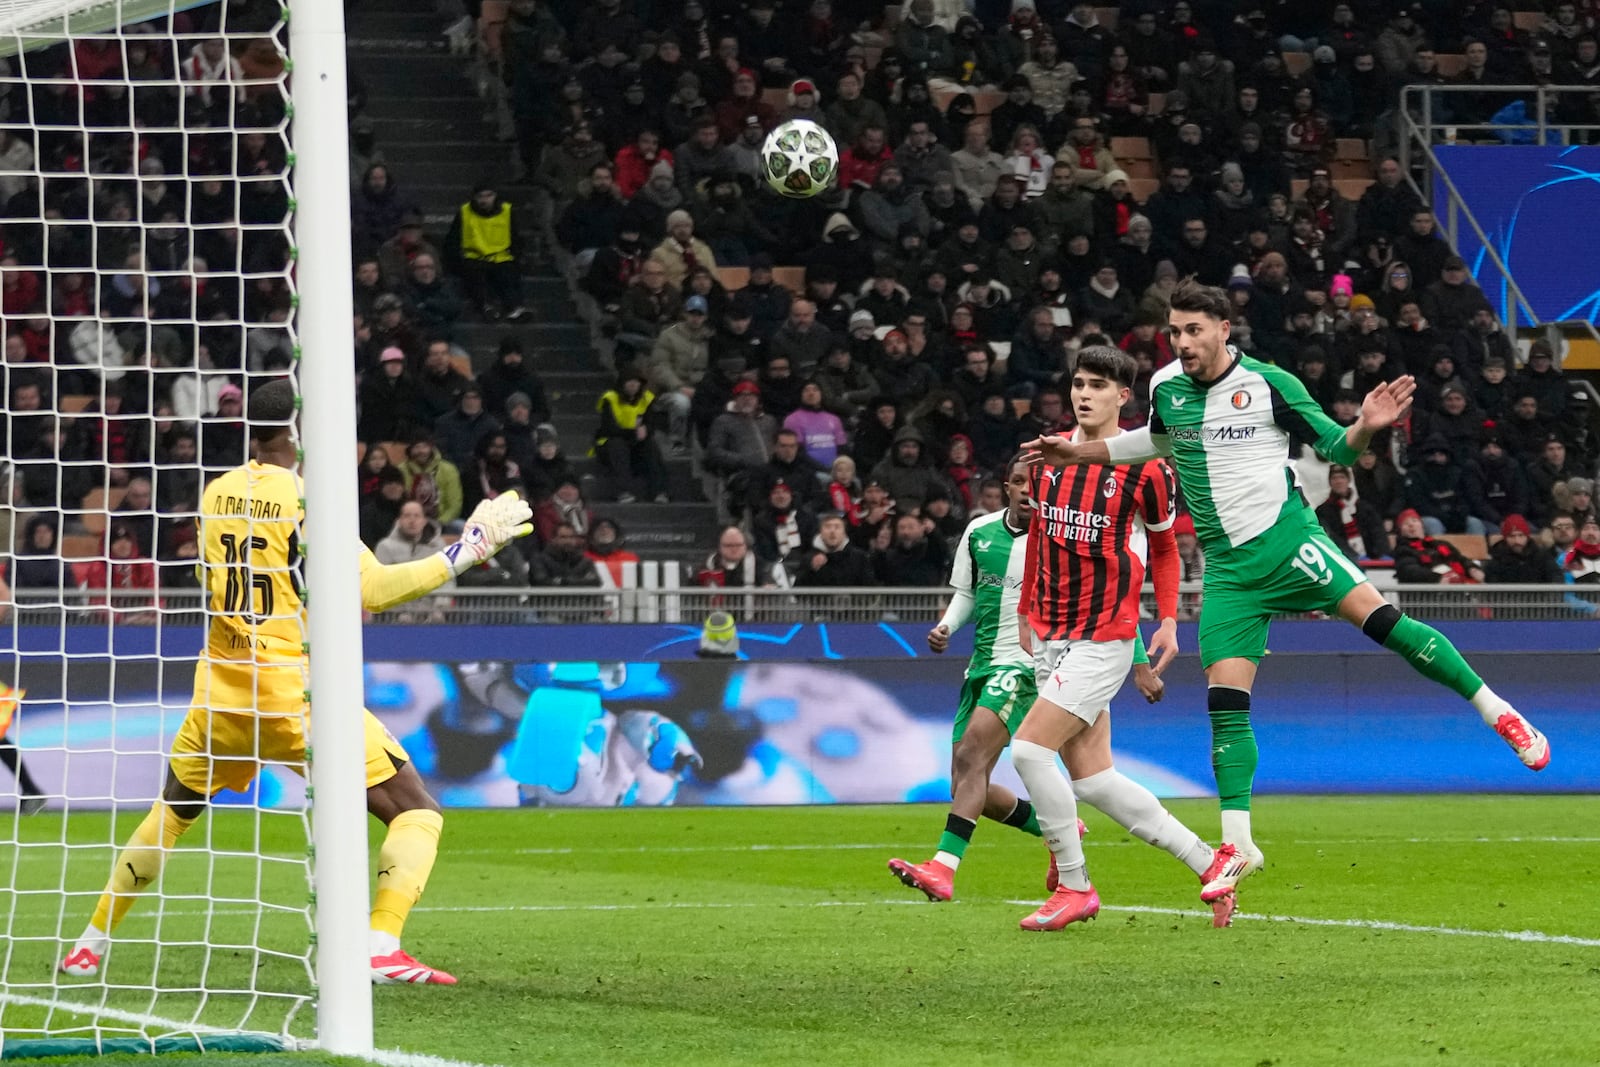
[1031,637,1134,726]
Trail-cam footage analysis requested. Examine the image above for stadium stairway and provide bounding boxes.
[345,0,718,563]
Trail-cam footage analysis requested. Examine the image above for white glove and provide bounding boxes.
[442,491,534,575]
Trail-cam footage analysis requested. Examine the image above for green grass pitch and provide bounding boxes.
[6,796,1598,1066]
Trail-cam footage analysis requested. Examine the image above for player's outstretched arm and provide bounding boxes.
[1347,376,1416,453]
[358,492,534,614]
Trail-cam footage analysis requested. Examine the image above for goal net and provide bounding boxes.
[0,0,337,1056]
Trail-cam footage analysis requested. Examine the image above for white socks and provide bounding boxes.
[75,923,110,956]
[933,850,961,870]
[1221,809,1256,853]
[1072,768,1214,877]
[370,929,401,957]
[1011,739,1089,891]
[1469,683,1511,727]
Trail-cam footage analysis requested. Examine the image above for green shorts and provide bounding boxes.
[952,666,1035,744]
[1197,513,1369,668]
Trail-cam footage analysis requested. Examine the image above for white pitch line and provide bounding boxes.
[0,990,507,1067]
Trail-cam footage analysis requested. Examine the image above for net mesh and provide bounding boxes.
[0,0,315,1049]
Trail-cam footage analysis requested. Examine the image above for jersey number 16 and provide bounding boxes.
[218,533,274,620]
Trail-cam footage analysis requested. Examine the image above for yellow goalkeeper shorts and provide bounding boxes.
[172,662,408,796]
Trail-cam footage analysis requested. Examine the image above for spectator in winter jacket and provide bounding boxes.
[751,479,820,569]
[783,380,849,467]
[825,71,889,146]
[706,381,778,510]
[1515,340,1572,425]
[1464,432,1532,533]
[695,526,789,589]
[476,337,549,427]
[1403,433,1487,535]
[360,467,408,549]
[377,211,441,291]
[462,431,526,515]
[1316,463,1390,561]
[529,521,603,588]
[402,254,464,341]
[584,217,647,309]
[873,511,949,586]
[649,210,718,291]
[414,340,473,425]
[351,164,414,255]
[794,512,876,587]
[1485,514,1564,583]
[612,131,673,201]
[1391,508,1486,584]
[815,343,878,421]
[376,500,452,577]
[870,425,946,513]
[648,294,714,450]
[595,369,669,503]
[555,163,627,256]
[433,385,501,475]
[399,437,464,527]
[585,519,641,588]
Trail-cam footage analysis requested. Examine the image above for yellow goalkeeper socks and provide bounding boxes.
[371,808,443,950]
[88,802,197,937]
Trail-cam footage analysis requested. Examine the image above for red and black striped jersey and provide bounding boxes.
[1022,431,1177,642]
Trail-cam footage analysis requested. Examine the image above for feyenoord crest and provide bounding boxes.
[1102,475,1119,498]
[1231,389,1253,409]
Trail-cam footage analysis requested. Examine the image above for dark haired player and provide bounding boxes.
[1010,346,1232,931]
[62,380,533,985]
[1025,281,1549,906]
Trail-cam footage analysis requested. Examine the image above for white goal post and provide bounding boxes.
[0,0,371,1058]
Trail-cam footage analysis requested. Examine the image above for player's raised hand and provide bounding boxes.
[1146,617,1179,675]
[445,491,536,574]
[927,623,950,654]
[1359,375,1416,432]
[1133,662,1165,704]
[1020,434,1079,467]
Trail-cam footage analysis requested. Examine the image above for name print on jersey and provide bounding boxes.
[1035,498,1115,543]
[1169,425,1258,443]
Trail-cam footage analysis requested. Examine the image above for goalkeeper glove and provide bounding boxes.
[442,491,535,575]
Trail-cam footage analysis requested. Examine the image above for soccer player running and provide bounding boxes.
[1025,280,1550,906]
[887,459,1052,901]
[61,381,533,985]
[1010,346,1231,931]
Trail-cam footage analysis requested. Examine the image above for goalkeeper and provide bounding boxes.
[61,381,531,986]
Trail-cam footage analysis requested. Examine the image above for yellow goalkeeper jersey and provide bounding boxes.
[193,460,452,716]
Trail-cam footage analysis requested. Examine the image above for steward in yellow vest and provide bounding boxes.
[445,182,530,322]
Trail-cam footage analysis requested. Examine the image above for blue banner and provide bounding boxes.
[1433,145,1600,323]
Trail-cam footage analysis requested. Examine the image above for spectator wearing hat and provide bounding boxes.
[782,76,826,124]
[736,254,791,340]
[1554,476,1597,525]
[1392,508,1486,583]
[855,264,911,326]
[1416,380,1485,462]
[360,467,408,549]
[1420,255,1489,337]
[444,181,531,322]
[783,379,849,467]
[803,266,851,336]
[815,342,878,421]
[1078,260,1136,338]
[649,294,714,451]
[870,425,946,513]
[1317,463,1390,562]
[1482,513,1563,582]
[1404,434,1487,536]
[695,174,779,267]
[714,67,778,143]
[824,70,889,147]
[434,381,502,478]
[475,337,548,428]
[523,424,576,503]
[556,162,628,266]
[706,380,779,518]
[758,352,806,420]
[358,346,422,443]
[873,328,939,409]
[1464,431,1533,534]
[582,518,641,589]
[584,213,648,314]
[661,72,712,151]
[595,368,669,504]
[726,113,771,183]
[795,511,876,587]
[1175,37,1234,123]
[712,295,767,366]
[499,391,540,476]
[649,209,718,292]
[1467,353,1513,422]
[751,477,820,572]
[1514,339,1572,424]
[1376,6,1427,75]
[200,384,247,473]
[895,0,954,77]
[377,209,442,291]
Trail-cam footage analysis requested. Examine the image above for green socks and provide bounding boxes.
[1381,614,1485,701]
[1000,797,1042,837]
[1208,686,1257,812]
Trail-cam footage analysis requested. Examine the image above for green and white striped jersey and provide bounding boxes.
[1113,347,1362,551]
[946,510,1032,677]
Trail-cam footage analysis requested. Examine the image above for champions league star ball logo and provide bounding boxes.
[1231,390,1253,410]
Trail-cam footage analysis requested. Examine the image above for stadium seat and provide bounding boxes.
[60,395,93,413]
[1435,53,1467,77]
[761,88,788,111]
[1513,10,1542,30]
[1335,138,1370,161]
[381,441,411,468]
[1123,158,1158,179]
[77,487,127,537]
[1010,397,1032,417]
[450,353,473,379]
[1128,177,1160,201]
[718,266,750,291]
[1291,178,1310,200]
[61,534,100,560]
[1335,177,1374,199]
[972,89,1006,115]
[1441,534,1489,561]
[1111,136,1153,163]
[771,266,806,292]
[1284,51,1311,76]
[1094,6,1118,31]
[1146,92,1166,115]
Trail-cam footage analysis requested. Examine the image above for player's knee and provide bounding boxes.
[950,738,985,781]
[1361,603,1402,646]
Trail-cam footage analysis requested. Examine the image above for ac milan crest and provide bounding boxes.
[1102,475,1119,498]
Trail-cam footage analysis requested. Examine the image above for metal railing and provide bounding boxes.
[9,584,1595,627]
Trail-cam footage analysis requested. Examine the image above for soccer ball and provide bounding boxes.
[762,119,839,199]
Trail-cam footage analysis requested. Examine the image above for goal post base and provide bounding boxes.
[0,1032,295,1060]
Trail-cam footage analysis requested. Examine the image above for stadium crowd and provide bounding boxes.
[1,0,1599,609]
